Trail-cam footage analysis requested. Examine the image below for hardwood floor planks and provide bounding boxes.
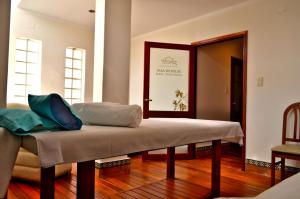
[8,153,288,199]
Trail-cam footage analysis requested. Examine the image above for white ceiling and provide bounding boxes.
[18,0,249,36]
[131,0,249,37]
[18,0,96,29]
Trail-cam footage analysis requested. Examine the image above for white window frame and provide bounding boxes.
[9,38,42,104]
[64,47,86,104]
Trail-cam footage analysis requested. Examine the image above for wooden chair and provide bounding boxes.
[271,102,300,186]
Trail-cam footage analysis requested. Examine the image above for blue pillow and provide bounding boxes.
[28,93,82,130]
[0,109,61,136]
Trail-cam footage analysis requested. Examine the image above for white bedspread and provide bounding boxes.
[0,118,243,198]
[0,128,21,199]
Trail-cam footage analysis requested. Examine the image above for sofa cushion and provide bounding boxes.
[12,164,72,182]
[13,147,72,182]
[7,103,29,110]
[15,148,40,168]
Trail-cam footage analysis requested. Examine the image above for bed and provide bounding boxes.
[0,118,243,199]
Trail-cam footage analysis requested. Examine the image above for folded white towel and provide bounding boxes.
[71,103,143,128]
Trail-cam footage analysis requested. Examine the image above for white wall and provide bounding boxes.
[93,0,105,102]
[197,39,243,120]
[130,0,300,162]
[8,7,94,102]
[0,0,10,107]
[102,0,131,104]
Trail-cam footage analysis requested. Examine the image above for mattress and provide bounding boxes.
[22,118,243,168]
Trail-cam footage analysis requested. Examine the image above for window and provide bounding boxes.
[11,38,42,103]
[64,47,85,104]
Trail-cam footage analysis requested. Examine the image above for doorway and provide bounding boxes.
[230,56,243,124]
[196,38,243,121]
[192,31,247,170]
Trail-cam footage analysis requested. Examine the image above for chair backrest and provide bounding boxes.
[282,102,300,144]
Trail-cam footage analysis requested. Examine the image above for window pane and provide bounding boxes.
[13,38,42,103]
[14,73,26,84]
[14,96,26,103]
[73,80,81,89]
[65,79,72,88]
[27,52,38,63]
[73,60,81,69]
[73,70,81,79]
[73,50,82,59]
[26,74,38,86]
[66,48,73,58]
[27,63,38,74]
[15,62,26,73]
[14,85,25,96]
[72,90,81,99]
[15,50,27,62]
[65,89,72,98]
[65,68,72,78]
[28,40,40,52]
[65,58,73,68]
[16,39,27,50]
[64,47,85,104]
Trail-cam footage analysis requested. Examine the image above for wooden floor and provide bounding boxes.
[7,153,284,199]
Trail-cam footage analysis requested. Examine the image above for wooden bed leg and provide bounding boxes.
[188,144,196,159]
[4,192,7,199]
[77,160,95,199]
[167,147,175,179]
[41,166,55,199]
[142,151,149,161]
[211,140,221,198]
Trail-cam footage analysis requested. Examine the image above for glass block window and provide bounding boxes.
[64,47,85,104]
[12,38,42,103]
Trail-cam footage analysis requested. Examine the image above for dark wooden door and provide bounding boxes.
[230,57,243,124]
[143,41,195,119]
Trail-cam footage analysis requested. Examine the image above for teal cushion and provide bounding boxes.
[28,93,82,130]
[0,109,60,136]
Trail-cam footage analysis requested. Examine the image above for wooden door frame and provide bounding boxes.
[192,31,248,171]
[143,41,196,119]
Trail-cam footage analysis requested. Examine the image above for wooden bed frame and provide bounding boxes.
[142,143,196,160]
[5,140,221,199]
